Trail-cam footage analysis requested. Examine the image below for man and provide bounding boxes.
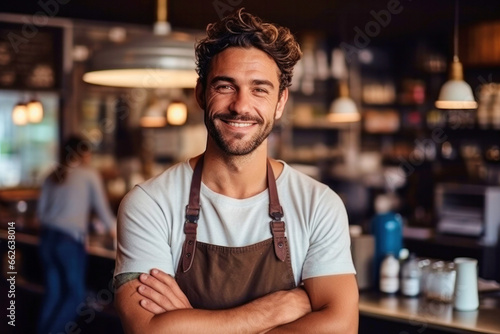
[114,9,358,333]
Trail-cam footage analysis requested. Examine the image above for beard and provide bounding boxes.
[205,112,275,156]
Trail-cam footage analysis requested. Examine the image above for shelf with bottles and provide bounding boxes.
[279,122,344,165]
[277,96,355,165]
[359,76,431,138]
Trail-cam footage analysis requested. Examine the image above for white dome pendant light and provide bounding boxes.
[435,0,477,110]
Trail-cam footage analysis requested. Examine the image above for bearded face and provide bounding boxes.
[199,47,286,157]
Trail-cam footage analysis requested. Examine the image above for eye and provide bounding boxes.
[253,87,269,95]
[215,84,234,93]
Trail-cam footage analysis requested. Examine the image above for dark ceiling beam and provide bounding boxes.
[1,0,499,43]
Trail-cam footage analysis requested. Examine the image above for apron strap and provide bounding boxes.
[267,160,287,262]
[182,155,204,272]
[270,221,287,262]
[181,156,288,271]
[186,155,203,221]
[267,160,284,221]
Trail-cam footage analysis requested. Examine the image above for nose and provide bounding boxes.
[229,90,251,114]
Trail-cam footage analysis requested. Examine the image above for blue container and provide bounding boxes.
[371,197,403,288]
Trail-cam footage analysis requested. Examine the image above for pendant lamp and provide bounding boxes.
[166,101,188,125]
[140,95,167,128]
[328,49,360,123]
[12,103,28,126]
[328,80,361,123]
[12,98,44,125]
[435,0,477,109]
[27,99,44,123]
[83,0,198,89]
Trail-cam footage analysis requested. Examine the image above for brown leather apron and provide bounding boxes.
[175,156,296,310]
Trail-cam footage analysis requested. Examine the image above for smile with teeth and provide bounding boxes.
[227,121,253,128]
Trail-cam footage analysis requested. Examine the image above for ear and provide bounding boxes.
[275,88,288,120]
[195,79,206,110]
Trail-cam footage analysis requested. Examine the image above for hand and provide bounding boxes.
[137,269,193,314]
[274,287,312,325]
[254,287,312,333]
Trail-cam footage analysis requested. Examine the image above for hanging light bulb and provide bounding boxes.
[27,99,44,123]
[435,0,477,109]
[12,103,28,126]
[166,101,187,125]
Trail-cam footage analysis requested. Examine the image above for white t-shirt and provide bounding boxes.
[114,161,355,285]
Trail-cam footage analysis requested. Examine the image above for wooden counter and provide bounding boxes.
[359,291,500,334]
[0,228,121,334]
[0,228,116,295]
[3,228,500,334]
[0,228,115,259]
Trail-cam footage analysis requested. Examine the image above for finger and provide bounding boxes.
[139,274,190,310]
[138,282,178,311]
[139,298,167,315]
[150,269,191,307]
[150,269,192,308]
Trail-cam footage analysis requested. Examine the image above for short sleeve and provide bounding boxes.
[114,185,175,278]
[301,189,355,279]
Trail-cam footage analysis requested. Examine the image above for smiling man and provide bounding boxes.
[204,47,281,157]
[114,9,358,334]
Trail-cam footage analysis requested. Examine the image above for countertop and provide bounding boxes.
[359,291,500,334]
[3,228,500,334]
[0,228,116,259]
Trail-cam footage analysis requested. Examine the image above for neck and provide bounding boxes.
[192,142,282,199]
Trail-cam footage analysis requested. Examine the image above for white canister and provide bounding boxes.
[380,254,400,294]
[453,257,479,311]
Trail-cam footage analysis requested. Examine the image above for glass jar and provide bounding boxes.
[419,258,432,296]
[425,261,444,301]
[425,261,456,303]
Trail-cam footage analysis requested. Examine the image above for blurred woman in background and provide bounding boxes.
[36,135,116,334]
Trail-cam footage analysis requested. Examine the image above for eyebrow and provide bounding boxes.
[210,76,235,86]
[252,79,275,89]
[210,76,275,89]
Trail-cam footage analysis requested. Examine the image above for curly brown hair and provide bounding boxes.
[195,8,302,95]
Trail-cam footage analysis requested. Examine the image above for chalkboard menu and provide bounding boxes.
[0,22,63,90]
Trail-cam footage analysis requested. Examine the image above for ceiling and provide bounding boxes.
[2,0,500,45]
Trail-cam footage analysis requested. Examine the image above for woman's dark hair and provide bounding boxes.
[49,135,91,184]
[195,8,302,95]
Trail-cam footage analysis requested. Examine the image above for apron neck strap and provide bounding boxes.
[185,155,203,223]
[182,155,288,268]
[267,160,283,221]
[186,156,284,222]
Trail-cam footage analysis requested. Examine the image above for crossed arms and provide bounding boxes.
[114,269,358,334]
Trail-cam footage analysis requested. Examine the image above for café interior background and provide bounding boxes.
[1,0,500,333]
[1,0,500,227]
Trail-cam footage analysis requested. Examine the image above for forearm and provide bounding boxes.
[117,280,309,334]
[265,274,360,334]
[266,305,358,334]
[146,298,284,334]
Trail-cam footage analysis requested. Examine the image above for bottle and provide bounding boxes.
[379,253,400,294]
[371,194,403,288]
[401,252,421,297]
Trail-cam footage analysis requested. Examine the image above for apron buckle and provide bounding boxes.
[269,208,284,222]
[185,205,200,223]
[182,221,198,272]
[270,221,287,262]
